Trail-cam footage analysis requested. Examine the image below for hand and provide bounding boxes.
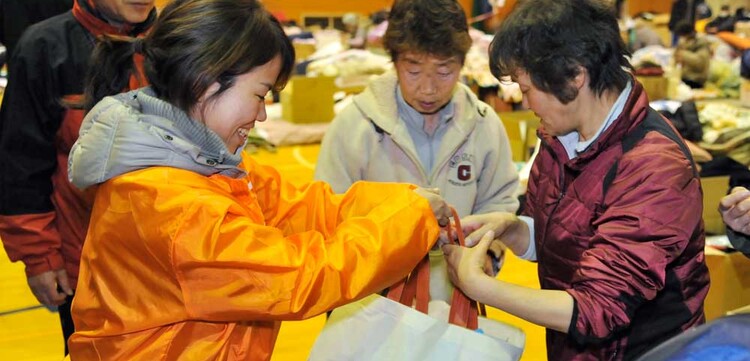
[414,187,451,227]
[720,187,750,235]
[443,230,495,299]
[27,269,73,307]
[459,211,529,257]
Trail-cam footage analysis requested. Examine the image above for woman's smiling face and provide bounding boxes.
[193,56,281,153]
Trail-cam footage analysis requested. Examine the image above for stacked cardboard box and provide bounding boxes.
[704,246,750,320]
[281,76,335,124]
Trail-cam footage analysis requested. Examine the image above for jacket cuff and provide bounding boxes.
[726,227,750,257]
[567,295,582,341]
[23,252,65,278]
[0,212,62,264]
[566,290,610,346]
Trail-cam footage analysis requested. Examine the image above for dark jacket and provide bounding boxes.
[0,0,154,287]
[727,228,750,257]
[669,0,708,31]
[0,0,73,62]
[523,80,710,360]
[705,14,736,33]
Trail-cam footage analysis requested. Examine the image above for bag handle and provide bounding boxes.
[387,207,486,329]
[445,207,481,329]
[386,253,430,313]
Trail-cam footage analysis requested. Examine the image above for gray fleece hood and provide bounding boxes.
[69,87,246,189]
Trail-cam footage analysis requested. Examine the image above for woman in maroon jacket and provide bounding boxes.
[443,0,709,360]
[0,0,155,354]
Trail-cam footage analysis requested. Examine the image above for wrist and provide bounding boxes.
[505,217,530,254]
[466,273,497,304]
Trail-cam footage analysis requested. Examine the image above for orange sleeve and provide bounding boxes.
[717,31,750,51]
[167,162,439,321]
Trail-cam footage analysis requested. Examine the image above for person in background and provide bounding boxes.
[366,9,389,48]
[442,0,709,359]
[736,7,750,22]
[667,0,703,46]
[719,187,750,257]
[613,3,662,53]
[0,0,155,354]
[627,12,665,52]
[66,0,451,359]
[705,5,736,34]
[0,0,73,63]
[315,0,519,296]
[674,20,711,89]
[341,12,370,49]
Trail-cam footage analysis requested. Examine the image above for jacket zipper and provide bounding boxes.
[369,117,468,187]
[609,343,619,360]
[429,137,469,185]
[390,139,431,184]
[358,107,431,184]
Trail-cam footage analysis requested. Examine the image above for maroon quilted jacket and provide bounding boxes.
[523,80,710,361]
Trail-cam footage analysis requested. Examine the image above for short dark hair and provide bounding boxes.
[383,0,471,63]
[489,0,632,104]
[84,0,294,113]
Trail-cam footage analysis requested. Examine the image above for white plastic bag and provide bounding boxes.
[308,293,524,361]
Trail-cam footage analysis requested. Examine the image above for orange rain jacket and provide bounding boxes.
[68,155,439,360]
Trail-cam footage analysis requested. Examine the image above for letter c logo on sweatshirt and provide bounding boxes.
[457,165,471,181]
[448,153,475,186]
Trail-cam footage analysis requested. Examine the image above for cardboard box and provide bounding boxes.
[498,112,524,163]
[636,75,668,101]
[701,176,729,235]
[703,246,750,321]
[292,41,317,62]
[498,110,539,162]
[280,76,335,124]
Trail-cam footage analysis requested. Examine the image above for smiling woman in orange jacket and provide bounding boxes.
[64,0,451,359]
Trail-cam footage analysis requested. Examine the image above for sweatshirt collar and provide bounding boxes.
[395,86,455,131]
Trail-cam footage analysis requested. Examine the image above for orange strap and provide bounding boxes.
[446,207,480,329]
[387,207,486,329]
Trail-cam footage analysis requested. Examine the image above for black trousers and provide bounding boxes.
[58,293,75,355]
